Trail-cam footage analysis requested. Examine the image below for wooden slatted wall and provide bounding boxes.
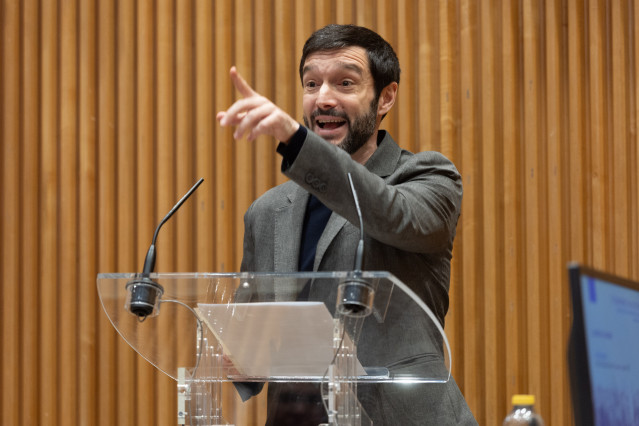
[2,1,638,425]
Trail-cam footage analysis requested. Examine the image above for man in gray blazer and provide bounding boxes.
[218,24,477,425]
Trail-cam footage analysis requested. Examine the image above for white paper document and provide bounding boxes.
[196,301,366,378]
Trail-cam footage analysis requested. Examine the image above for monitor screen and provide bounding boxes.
[568,263,639,426]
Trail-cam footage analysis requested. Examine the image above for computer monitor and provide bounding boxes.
[568,263,639,426]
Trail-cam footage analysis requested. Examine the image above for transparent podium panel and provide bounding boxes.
[97,272,451,425]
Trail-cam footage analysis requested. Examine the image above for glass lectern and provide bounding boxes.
[97,271,451,426]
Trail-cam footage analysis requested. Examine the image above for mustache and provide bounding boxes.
[310,108,349,121]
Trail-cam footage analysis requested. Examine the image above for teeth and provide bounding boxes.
[317,118,345,123]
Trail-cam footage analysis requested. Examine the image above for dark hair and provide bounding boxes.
[299,24,401,99]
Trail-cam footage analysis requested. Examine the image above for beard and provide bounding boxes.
[304,98,379,155]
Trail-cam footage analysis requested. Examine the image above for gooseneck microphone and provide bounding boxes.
[336,173,374,317]
[141,177,204,275]
[126,178,204,319]
[350,173,365,274]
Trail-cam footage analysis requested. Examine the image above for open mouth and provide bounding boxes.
[316,118,347,130]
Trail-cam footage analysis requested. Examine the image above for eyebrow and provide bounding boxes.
[302,62,364,77]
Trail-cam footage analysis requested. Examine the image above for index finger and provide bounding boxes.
[230,66,256,98]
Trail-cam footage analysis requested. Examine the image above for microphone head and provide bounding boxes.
[125,277,165,319]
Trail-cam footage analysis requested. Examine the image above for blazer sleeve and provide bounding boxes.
[282,131,462,254]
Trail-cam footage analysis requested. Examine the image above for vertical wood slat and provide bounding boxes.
[136,1,159,423]
[589,0,610,271]
[522,0,545,416]
[115,0,137,423]
[417,0,440,153]
[4,1,639,425]
[59,0,79,423]
[214,0,236,416]
[459,0,482,421]
[156,0,176,272]
[501,0,525,408]
[78,0,98,424]
[175,4,198,421]
[568,0,588,267]
[314,0,333,28]
[175,0,195,274]
[39,0,60,423]
[156,1,177,425]
[335,0,353,24]
[611,0,631,276]
[1,1,21,425]
[375,0,396,117]
[97,1,117,424]
[21,0,42,423]
[545,1,570,424]
[294,1,313,125]
[194,0,215,273]
[355,0,375,28]
[214,0,233,274]
[395,0,416,153]
[479,1,503,424]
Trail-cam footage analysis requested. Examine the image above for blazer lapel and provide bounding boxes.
[274,185,309,272]
[313,213,347,271]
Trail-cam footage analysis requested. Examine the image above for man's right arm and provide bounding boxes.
[217,67,299,143]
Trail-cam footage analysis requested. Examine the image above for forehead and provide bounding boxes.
[302,46,370,76]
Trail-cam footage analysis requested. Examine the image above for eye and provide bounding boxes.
[341,80,353,87]
[304,80,319,92]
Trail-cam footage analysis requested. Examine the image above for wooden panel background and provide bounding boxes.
[1,0,638,425]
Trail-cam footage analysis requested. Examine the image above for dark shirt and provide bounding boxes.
[297,195,331,271]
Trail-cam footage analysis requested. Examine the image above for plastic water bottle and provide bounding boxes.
[503,395,545,425]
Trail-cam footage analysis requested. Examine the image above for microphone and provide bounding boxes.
[336,173,374,317]
[126,178,204,319]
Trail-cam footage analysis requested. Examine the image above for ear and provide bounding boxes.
[376,82,398,117]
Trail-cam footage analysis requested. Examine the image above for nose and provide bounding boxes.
[316,83,338,110]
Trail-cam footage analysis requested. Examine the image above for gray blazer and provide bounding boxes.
[241,130,477,425]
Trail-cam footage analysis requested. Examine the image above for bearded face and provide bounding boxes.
[301,47,381,156]
[303,96,378,155]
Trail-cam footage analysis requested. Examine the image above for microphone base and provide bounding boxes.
[336,276,374,317]
[125,277,164,319]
